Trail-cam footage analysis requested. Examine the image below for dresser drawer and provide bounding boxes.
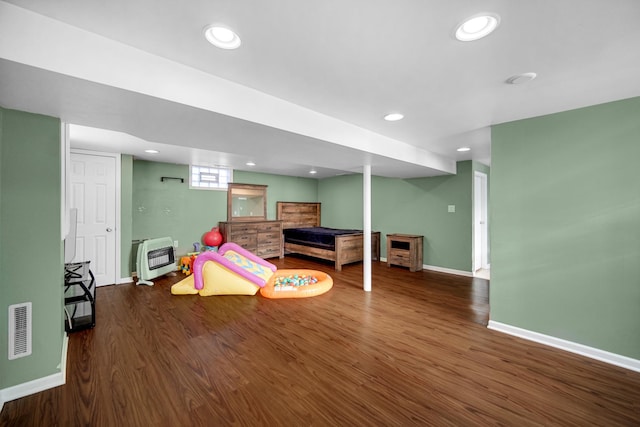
[258,239,280,251]
[229,224,258,234]
[219,220,283,259]
[257,246,281,259]
[230,233,257,248]
[231,229,257,239]
[258,231,281,244]
[256,222,282,232]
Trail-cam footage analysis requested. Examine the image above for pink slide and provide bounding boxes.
[192,242,277,290]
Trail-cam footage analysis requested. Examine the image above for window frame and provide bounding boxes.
[188,165,233,191]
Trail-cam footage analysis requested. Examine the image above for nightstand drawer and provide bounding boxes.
[389,251,410,260]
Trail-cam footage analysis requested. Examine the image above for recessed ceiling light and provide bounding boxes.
[457,147,471,152]
[144,149,159,154]
[455,13,500,41]
[246,161,256,166]
[204,24,241,49]
[384,113,404,122]
[506,72,537,85]
[309,169,318,175]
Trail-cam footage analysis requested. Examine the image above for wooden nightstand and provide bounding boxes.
[386,234,423,272]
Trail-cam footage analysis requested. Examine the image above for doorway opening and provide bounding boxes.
[473,171,489,280]
[68,149,121,286]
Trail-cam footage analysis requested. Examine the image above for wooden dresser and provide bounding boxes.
[219,220,284,259]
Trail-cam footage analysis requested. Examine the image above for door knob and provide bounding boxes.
[106,227,113,232]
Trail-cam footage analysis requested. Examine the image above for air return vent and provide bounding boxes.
[9,302,32,360]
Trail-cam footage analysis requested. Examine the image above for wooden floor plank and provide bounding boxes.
[2,256,639,426]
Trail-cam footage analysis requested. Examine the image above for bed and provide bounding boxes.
[276,202,380,271]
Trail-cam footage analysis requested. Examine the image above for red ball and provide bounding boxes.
[203,227,222,247]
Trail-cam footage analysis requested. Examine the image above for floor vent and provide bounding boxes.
[9,302,32,360]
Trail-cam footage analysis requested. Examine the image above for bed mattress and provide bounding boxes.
[283,227,363,250]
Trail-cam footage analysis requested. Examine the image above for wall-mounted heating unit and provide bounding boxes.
[136,237,176,286]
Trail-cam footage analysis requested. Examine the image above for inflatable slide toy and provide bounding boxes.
[171,242,277,296]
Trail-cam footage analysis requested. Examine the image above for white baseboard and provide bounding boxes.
[0,334,68,406]
[117,276,134,284]
[488,320,640,373]
[423,264,473,277]
[379,258,473,277]
[59,333,69,381]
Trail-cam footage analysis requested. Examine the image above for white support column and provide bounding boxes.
[363,164,372,292]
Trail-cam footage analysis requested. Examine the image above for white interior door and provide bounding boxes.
[69,152,117,286]
[473,172,489,272]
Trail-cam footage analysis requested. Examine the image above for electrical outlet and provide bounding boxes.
[448,205,456,213]
[173,240,179,248]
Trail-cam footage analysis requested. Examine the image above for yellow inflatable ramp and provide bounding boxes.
[171,242,277,296]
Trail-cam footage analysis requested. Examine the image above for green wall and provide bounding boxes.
[317,174,365,228]
[130,161,476,274]
[233,170,319,220]
[491,96,640,359]
[130,162,317,271]
[0,108,64,388]
[318,162,475,272]
[132,161,226,261]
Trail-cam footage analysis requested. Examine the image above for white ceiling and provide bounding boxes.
[1,0,639,178]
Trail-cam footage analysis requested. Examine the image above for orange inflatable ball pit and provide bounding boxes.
[260,269,333,299]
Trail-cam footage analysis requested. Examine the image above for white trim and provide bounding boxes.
[363,165,372,292]
[70,149,121,286]
[61,122,70,239]
[0,2,456,175]
[188,164,233,190]
[379,258,473,277]
[117,277,134,285]
[488,321,640,373]
[0,335,68,404]
[424,264,474,277]
[473,171,489,272]
[59,333,69,381]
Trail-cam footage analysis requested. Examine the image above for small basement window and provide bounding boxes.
[189,165,233,190]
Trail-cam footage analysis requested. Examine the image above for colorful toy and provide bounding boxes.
[171,242,276,296]
[203,227,223,247]
[179,253,198,275]
[171,244,333,299]
[260,269,333,299]
[180,256,192,275]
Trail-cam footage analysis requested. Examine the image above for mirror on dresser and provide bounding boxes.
[220,183,284,258]
[227,183,267,221]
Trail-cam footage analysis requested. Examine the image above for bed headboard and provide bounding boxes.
[276,202,321,229]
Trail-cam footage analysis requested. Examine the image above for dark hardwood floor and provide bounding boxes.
[2,256,639,426]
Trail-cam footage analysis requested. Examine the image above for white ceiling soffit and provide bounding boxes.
[0,2,454,178]
[1,1,640,178]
